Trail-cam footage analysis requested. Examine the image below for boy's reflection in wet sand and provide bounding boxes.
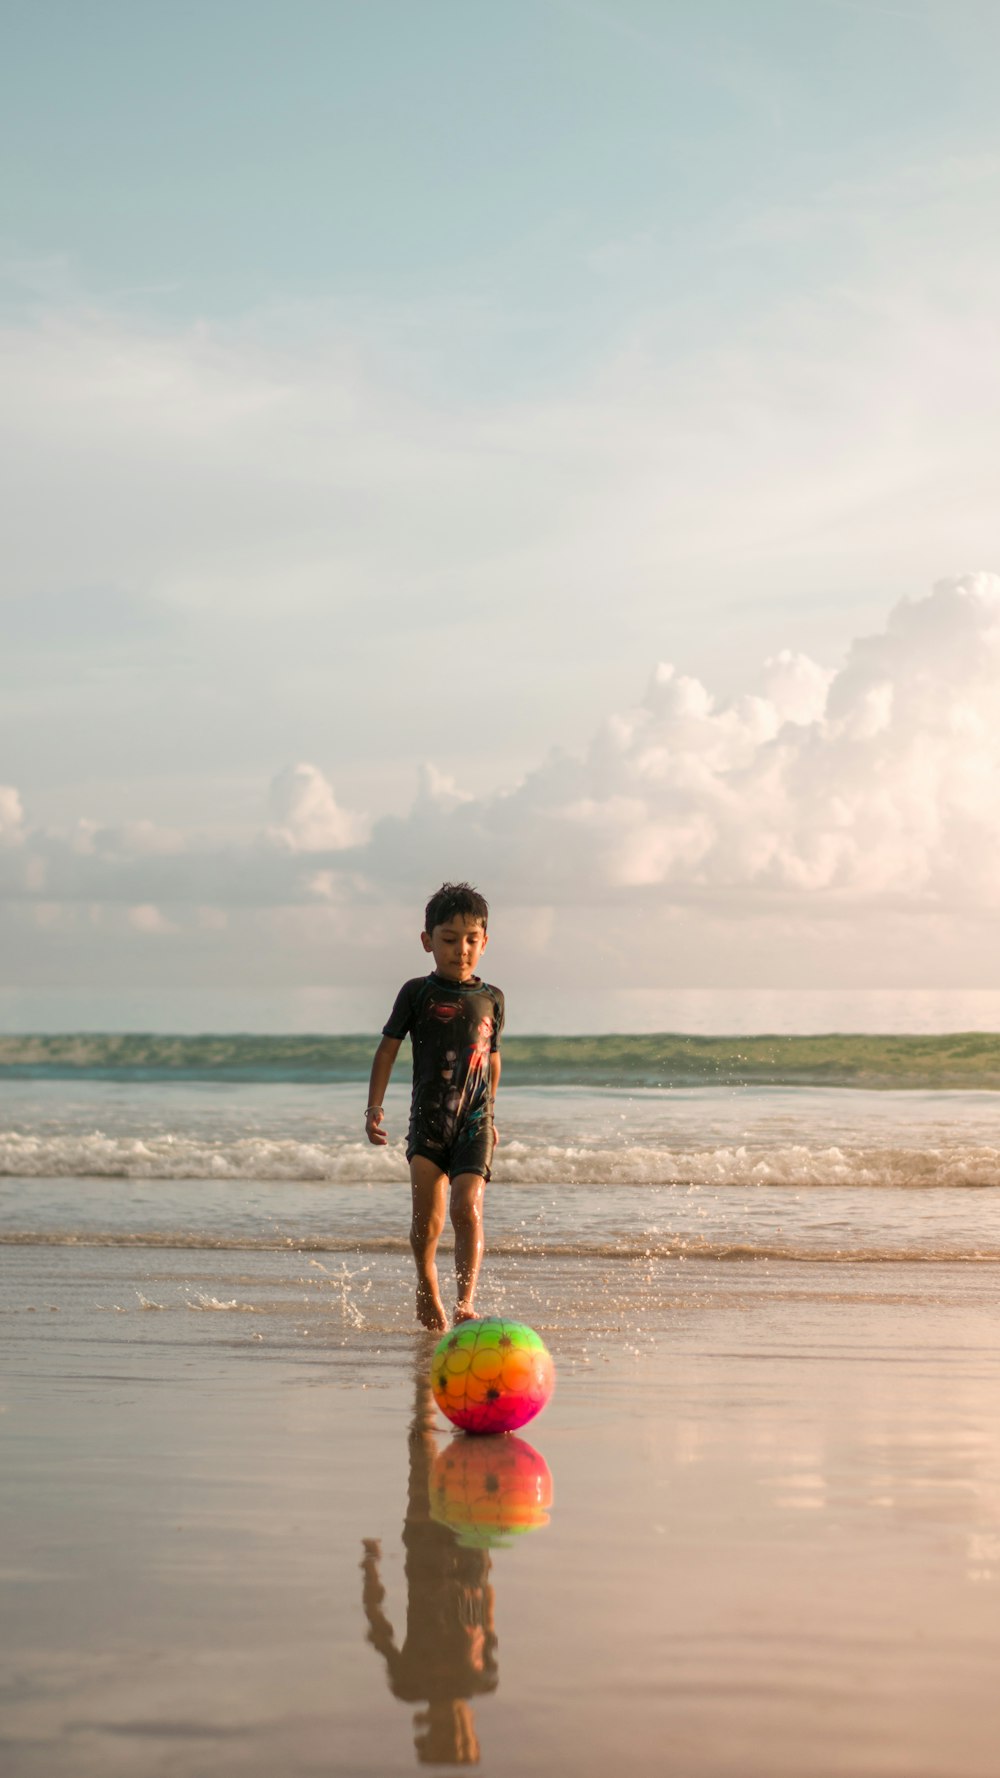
[361,1355,499,1765]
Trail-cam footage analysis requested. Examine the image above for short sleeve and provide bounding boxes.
[490,988,505,1052]
[382,979,418,1040]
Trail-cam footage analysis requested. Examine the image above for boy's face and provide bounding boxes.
[421,913,488,982]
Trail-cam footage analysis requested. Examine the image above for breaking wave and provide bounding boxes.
[2,1130,999,1187]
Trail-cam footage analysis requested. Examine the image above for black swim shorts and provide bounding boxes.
[407,1122,496,1183]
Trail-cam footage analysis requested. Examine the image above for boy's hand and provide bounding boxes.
[365,1106,388,1146]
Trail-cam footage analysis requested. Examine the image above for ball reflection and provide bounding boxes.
[430,1435,554,1549]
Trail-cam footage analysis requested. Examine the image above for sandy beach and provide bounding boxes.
[4,1226,1000,1777]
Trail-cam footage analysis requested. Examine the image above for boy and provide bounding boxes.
[365,883,504,1331]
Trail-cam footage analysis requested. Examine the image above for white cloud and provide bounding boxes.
[127,904,175,935]
[414,763,474,812]
[0,786,25,841]
[7,576,996,960]
[359,574,1000,908]
[267,763,363,852]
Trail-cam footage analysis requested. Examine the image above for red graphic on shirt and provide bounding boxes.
[428,1001,461,1023]
[467,1016,493,1073]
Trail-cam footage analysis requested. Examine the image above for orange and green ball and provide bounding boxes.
[430,1317,555,1435]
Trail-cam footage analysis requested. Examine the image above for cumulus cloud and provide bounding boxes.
[127,904,176,935]
[268,763,364,851]
[359,574,1000,907]
[4,578,1000,987]
[0,786,25,842]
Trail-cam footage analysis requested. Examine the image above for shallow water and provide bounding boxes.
[2,1081,999,1261]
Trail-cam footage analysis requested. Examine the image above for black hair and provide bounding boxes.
[423,881,489,933]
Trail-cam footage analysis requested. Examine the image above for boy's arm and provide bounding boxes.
[360,1538,400,1660]
[366,1036,401,1145]
[489,1051,501,1145]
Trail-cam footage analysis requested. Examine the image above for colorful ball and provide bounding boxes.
[430,1317,555,1436]
[430,1435,553,1549]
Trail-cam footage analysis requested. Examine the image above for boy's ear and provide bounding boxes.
[420,931,433,953]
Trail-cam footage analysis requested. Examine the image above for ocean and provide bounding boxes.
[2,1030,998,1266]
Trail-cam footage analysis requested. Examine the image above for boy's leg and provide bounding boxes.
[409,1156,449,1331]
[450,1172,485,1323]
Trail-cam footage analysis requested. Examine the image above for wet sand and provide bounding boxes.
[3,1243,1000,1776]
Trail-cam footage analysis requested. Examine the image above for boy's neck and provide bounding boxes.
[431,969,481,986]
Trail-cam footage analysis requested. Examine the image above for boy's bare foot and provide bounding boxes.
[416,1280,448,1331]
[453,1301,478,1324]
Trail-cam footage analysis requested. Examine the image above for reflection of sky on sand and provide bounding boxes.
[361,1353,553,1765]
[641,1337,1000,1599]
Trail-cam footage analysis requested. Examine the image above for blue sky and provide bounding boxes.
[4,3,996,310]
[6,0,998,396]
[3,0,1000,1018]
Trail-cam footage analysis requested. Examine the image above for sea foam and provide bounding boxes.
[2,1129,998,1187]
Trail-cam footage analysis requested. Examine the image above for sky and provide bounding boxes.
[3,0,1000,1027]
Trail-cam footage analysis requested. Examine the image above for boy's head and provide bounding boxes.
[421,881,489,982]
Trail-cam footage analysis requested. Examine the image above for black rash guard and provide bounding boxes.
[383,972,505,1180]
